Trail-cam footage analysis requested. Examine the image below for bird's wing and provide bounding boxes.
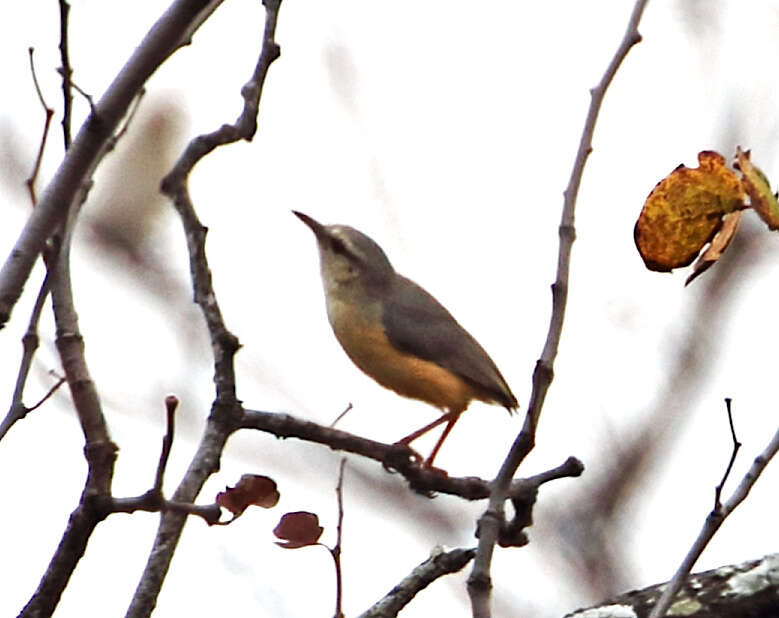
[382,275,517,409]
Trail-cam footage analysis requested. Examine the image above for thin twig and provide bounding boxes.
[154,396,179,493]
[714,397,741,509]
[647,425,779,618]
[58,0,74,149]
[56,66,95,116]
[1,51,62,443]
[331,458,347,618]
[0,256,58,443]
[26,47,54,206]
[467,2,650,615]
[25,373,66,413]
[330,402,353,427]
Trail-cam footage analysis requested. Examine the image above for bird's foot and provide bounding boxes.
[382,441,424,472]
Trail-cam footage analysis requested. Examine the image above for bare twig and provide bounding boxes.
[331,458,347,618]
[1,51,63,443]
[26,47,54,206]
[647,425,779,618]
[0,262,57,443]
[95,395,219,526]
[359,547,477,618]
[154,396,179,493]
[110,494,222,526]
[1,368,65,442]
[25,373,66,413]
[56,68,95,115]
[1,50,61,444]
[0,0,225,328]
[330,402,353,427]
[714,397,741,509]
[467,2,650,615]
[58,0,73,149]
[125,3,283,616]
[241,409,583,500]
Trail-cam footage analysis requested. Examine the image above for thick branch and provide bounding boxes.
[125,3,283,616]
[17,499,112,618]
[566,553,779,618]
[0,0,222,328]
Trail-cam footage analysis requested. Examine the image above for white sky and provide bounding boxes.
[1,1,779,617]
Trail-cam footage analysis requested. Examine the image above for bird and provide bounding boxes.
[294,211,517,467]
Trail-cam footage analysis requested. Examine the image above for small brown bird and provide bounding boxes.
[295,211,517,466]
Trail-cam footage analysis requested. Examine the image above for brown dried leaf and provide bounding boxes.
[734,146,779,230]
[685,210,742,286]
[273,511,324,549]
[634,151,745,272]
[216,474,280,516]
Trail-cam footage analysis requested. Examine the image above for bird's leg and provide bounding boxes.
[397,410,459,446]
[424,412,461,467]
[396,410,464,467]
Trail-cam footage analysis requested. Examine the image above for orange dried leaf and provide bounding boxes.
[634,151,745,272]
[685,210,742,286]
[216,474,280,516]
[735,146,779,230]
[273,511,324,549]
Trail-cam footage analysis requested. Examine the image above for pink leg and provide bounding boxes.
[424,413,461,467]
[398,410,459,445]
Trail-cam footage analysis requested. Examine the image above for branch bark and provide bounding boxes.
[468,2,650,615]
[359,548,477,618]
[647,427,779,618]
[241,409,583,500]
[0,0,222,328]
[566,553,779,618]
[124,2,283,616]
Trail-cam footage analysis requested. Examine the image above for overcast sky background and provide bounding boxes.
[1,1,779,616]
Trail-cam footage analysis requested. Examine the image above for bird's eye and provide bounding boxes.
[330,237,349,256]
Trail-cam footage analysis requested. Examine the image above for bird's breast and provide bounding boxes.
[326,297,479,413]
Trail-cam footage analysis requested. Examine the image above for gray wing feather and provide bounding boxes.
[382,275,517,409]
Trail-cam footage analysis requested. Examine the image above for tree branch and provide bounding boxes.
[713,397,741,510]
[331,458,347,618]
[0,0,223,328]
[241,409,583,500]
[567,553,779,618]
[359,547,477,618]
[125,3,283,616]
[647,425,779,618]
[25,47,54,206]
[468,2,650,615]
[58,0,73,150]
[19,177,118,618]
[17,5,120,611]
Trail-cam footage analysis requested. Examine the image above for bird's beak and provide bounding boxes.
[292,211,326,238]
